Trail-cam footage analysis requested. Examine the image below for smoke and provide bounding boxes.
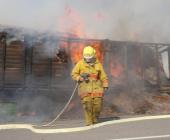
[0,0,170,43]
[1,0,170,123]
[0,85,74,123]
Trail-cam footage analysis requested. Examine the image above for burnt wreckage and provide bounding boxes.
[0,31,170,119]
[0,32,170,88]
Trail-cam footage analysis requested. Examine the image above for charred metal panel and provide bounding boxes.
[0,41,4,87]
[0,32,169,92]
[4,41,25,87]
[51,48,70,88]
[31,43,52,88]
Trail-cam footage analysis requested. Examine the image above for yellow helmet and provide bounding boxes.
[83,46,96,59]
[83,46,96,64]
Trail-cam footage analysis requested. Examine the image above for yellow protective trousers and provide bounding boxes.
[81,96,103,126]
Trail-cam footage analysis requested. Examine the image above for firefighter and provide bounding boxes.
[71,46,109,126]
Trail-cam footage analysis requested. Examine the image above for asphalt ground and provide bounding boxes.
[0,115,170,140]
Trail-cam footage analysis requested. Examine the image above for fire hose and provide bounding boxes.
[42,82,79,127]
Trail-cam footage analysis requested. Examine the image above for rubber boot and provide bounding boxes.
[92,97,103,124]
[81,96,93,126]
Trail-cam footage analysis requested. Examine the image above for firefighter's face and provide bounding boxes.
[84,57,95,64]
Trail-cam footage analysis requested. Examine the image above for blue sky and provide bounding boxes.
[0,0,170,43]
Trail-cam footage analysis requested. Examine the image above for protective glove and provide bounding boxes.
[79,73,89,83]
[78,76,84,82]
[103,87,109,91]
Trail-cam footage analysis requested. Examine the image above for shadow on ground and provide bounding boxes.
[98,116,120,123]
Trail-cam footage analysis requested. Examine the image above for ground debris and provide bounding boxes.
[104,90,170,116]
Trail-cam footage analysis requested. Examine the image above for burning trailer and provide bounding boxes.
[0,29,170,124]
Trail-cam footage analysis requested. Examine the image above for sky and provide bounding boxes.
[0,0,170,43]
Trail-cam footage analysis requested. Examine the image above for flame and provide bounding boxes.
[91,41,104,63]
[58,4,86,38]
[110,57,124,78]
[70,42,84,64]
[58,5,103,64]
[69,41,103,64]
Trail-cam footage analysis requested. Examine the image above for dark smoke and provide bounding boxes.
[0,0,170,124]
[0,0,170,43]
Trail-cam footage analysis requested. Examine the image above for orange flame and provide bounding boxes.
[69,41,103,64]
[92,41,104,63]
[70,42,84,64]
[58,4,86,38]
[58,5,103,64]
[110,57,124,78]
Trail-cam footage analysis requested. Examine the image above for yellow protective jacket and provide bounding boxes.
[71,59,108,98]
